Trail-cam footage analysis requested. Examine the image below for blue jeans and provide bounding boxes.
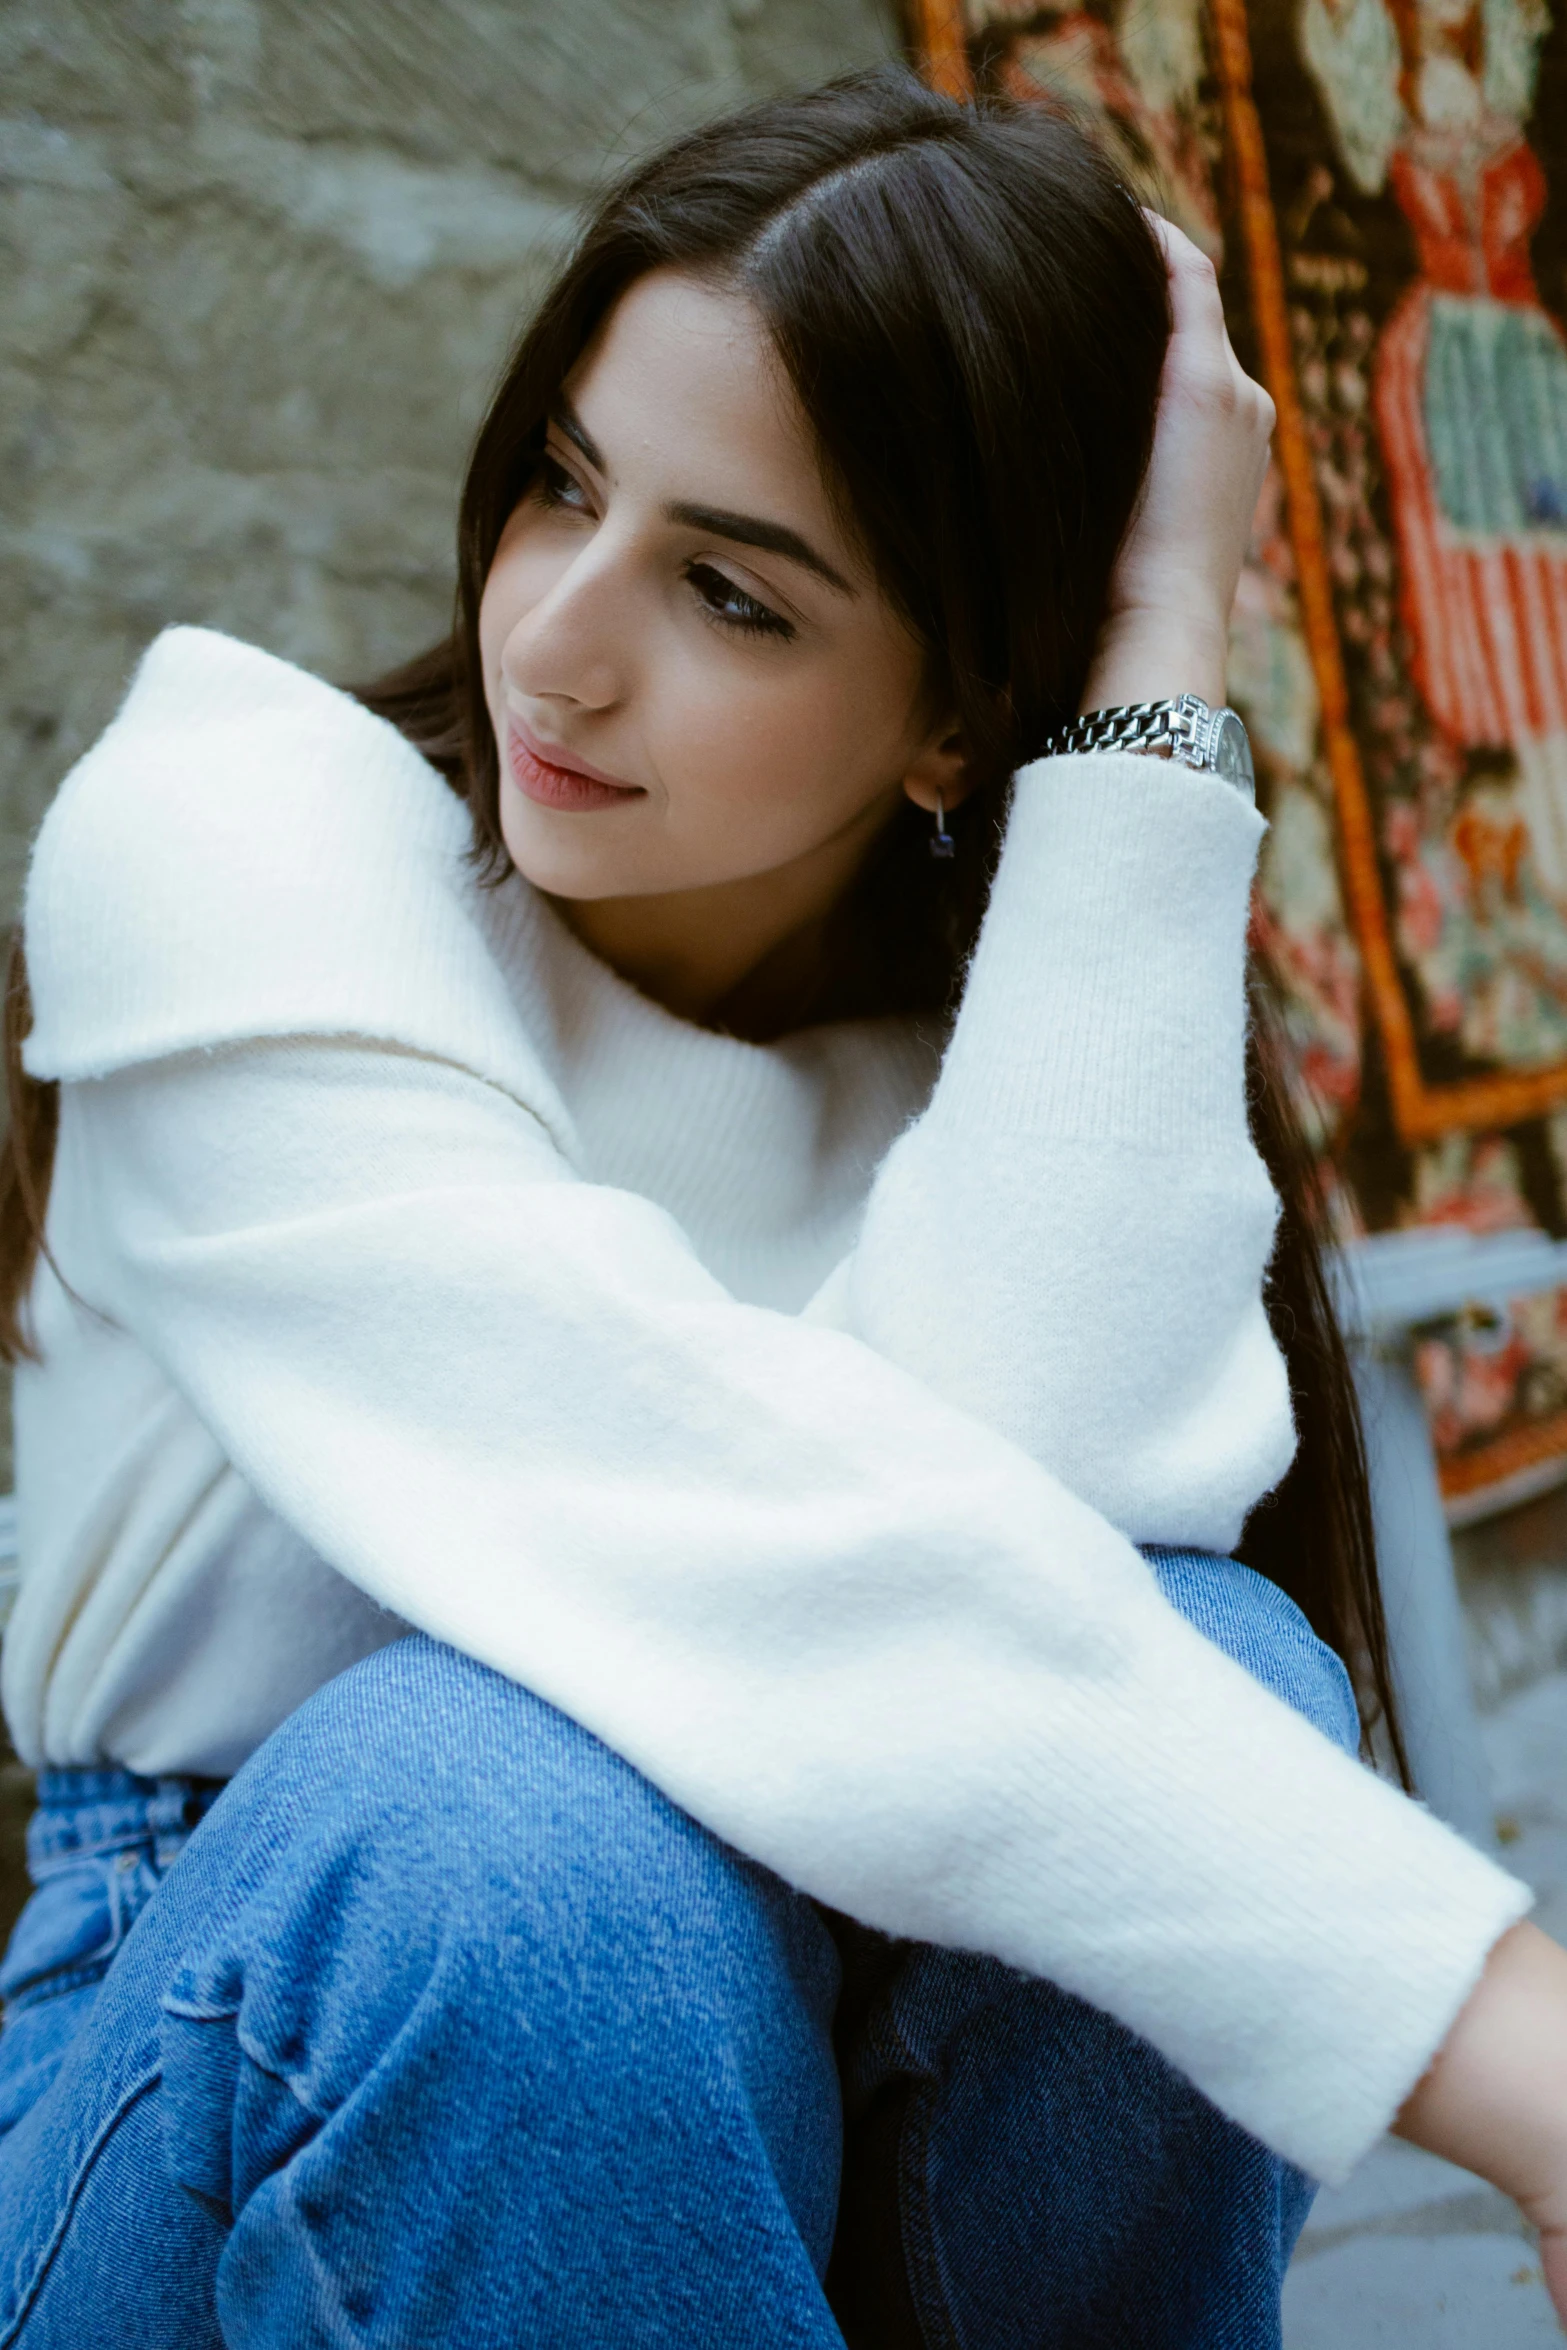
[0,1549,1358,2347]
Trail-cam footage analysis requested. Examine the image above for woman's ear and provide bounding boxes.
[901,722,975,816]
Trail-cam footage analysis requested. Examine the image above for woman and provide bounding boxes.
[0,67,1560,2348]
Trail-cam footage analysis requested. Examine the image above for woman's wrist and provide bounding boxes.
[1393,1920,1567,2227]
[1080,610,1228,717]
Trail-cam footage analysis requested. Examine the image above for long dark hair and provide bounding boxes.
[0,66,1407,1777]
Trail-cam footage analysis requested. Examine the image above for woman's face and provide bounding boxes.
[479,269,962,911]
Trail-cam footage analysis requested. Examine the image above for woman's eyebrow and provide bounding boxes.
[551,401,605,470]
[664,501,853,595]
[550,396,853,595]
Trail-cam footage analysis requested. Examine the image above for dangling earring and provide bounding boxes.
[929,789,955,861]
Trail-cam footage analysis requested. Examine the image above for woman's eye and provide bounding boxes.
[686,561,794,640]
[536,454,590,513]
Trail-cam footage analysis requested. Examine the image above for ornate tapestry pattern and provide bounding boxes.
[915,0,1567,1512]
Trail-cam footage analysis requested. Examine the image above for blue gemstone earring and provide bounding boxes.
[929,790,955,860]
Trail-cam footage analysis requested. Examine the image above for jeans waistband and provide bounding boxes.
[30,1768,227,1879]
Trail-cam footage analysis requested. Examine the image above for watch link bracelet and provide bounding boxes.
[1041,694,1256,803]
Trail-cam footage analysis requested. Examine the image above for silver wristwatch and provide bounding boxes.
[1043,695,1255,801]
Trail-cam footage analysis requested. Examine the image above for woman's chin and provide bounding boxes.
[504,846,635,902]
[497,808,651,902]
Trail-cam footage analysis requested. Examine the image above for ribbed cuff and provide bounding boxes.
[932,751,1266,1152]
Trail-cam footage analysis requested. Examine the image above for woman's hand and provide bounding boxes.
[1393,1919,1567,2328]
[1080,214,1275,715]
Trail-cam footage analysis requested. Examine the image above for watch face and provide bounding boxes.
[1212,709,1255,798]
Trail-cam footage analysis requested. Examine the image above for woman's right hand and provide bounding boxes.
[1079,213,1275,718]
[1394,1919,1567,2325]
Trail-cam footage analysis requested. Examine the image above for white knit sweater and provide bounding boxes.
[7,627,1526,2182]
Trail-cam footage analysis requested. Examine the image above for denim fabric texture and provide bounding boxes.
[0,1773,223,2144]
[0,1548,1358,2347]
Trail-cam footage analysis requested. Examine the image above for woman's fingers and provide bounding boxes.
[1145,209,1228,346]
[1145,208,1274,443]
[1221,322,1274,436]
[1085,202,1282,700]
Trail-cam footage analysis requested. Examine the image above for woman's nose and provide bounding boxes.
[503,538,629,714]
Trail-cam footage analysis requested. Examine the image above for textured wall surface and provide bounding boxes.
[0,0,899,913]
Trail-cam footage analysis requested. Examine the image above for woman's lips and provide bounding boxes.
[506,722,643,813]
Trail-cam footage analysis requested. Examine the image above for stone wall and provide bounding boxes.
[0,0,900,914]
[0,0,899,1494]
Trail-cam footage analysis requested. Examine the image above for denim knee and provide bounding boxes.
[262,1634,827,1975]
[155,1637,840,2230]
[0,1643,844,2346]
[1142,1547,1362,1754]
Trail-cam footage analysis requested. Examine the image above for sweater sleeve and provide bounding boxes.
[829,750,1291,1553]
[22,631,1282,1552]
[43,1039,1528,2186]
